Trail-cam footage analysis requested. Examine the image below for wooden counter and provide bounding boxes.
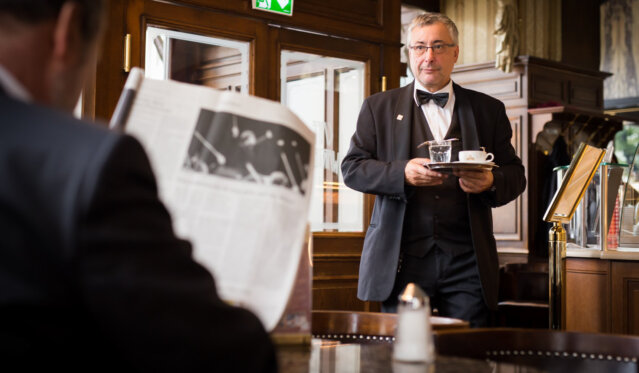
[565,255,639,335]
[567,247,639,261]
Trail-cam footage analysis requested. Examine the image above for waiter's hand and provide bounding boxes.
[454,169,494,193]
[405,158,447,186]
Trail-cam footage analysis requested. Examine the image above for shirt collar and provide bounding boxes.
[413,79,454,107]
[0,64,32,102]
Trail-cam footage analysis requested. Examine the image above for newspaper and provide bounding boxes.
[120,74,314,331]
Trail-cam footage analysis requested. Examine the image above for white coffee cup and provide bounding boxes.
[458,148,494,163]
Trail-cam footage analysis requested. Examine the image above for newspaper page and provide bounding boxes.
[122,77,314,331]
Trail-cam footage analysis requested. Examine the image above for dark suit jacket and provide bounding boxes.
[0,94,276,372]
[341,82,526,309]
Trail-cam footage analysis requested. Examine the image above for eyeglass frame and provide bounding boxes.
[407,43,456,56]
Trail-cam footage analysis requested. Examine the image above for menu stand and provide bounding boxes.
[543,143,605,330]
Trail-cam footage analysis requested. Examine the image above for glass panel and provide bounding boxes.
[145,26,249,93]
[281,51,365,232]
[620,144,639,248]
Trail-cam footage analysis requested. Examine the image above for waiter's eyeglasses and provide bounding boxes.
[408,43,456,56]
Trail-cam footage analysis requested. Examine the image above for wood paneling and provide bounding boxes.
[565,258,610,333]
[492,113,523,242]
[173,0,400,45]
[562,0,600,71]
[565,258,639,336]
[611,261,639,335]
[312,234,380,312]
[94,0,128,122]
[526,57,609,109]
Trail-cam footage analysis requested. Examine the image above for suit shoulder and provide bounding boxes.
[0,97,144,177]
[7,97,127,152]
[364,85,409,106]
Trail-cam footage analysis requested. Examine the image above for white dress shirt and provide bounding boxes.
[413,79,455,141]
[0,64,31,102]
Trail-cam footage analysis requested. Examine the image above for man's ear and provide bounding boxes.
[51,2,84,65]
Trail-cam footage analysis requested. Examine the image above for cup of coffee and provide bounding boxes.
[428,140,452,163]
[458,148,494,163]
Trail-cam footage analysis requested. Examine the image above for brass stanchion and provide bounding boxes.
[548,222,566,330]
[543,143,605,331]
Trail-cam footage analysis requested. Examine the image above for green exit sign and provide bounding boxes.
[253,0,293,16]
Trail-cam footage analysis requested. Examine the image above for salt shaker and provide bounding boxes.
[392,283,435,363]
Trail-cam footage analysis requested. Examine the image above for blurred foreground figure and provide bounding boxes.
[0,1,276,371]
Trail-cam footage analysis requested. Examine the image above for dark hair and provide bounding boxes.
[0,0,105,42]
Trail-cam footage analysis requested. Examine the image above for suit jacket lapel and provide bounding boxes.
[392,82,415,160]
[453,83,480,150]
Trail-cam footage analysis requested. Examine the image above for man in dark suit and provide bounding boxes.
[0,1,276,371]
[341,12,526,326]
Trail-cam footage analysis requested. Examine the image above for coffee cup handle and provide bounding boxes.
[485,153,494,162]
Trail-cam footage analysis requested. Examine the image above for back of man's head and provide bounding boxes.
[0,0,106,110]
[0,0,105,42]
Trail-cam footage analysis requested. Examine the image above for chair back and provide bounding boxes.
[435,328,639,369]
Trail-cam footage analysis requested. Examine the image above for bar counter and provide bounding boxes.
[564,251,639,334]
[567,247,639,260]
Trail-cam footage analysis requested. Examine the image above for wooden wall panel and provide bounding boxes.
[562,0,599,71]
[565,258,610,333]
[173,0,398,44]
[312,234,379,312]
[492,113,523,242]
[526,59,608,109]
[611,261,639,335]
[94,0,128,122]
[295,0,383,27]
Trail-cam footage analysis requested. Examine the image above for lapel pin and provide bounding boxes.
[397,114,404,120]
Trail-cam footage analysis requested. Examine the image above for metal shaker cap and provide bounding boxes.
[398,283,429,310]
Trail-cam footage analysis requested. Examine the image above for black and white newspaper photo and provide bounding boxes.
[183,109,310,196]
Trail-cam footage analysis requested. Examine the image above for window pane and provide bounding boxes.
[281,50,365,232]
[145,26,249,93]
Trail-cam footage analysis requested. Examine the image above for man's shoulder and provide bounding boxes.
[1,95,123,153]
[364,84,411,106]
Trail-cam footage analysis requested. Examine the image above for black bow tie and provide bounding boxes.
[417,90,449,108]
